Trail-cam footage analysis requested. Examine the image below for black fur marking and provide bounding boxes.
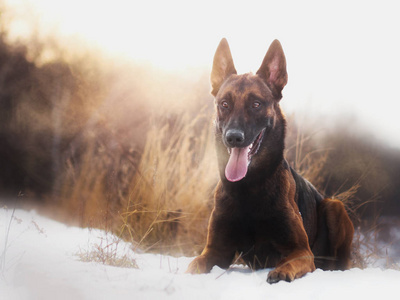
[290,166,323,248]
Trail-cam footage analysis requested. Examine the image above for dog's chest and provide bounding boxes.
[227,198,292,268]
[234,215,284,269]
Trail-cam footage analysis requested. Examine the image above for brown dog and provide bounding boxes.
[186,38,354,283]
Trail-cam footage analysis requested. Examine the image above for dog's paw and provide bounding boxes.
[185,256,208,274]
[267,268,296,284]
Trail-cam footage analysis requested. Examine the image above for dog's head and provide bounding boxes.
[211,38,288,182]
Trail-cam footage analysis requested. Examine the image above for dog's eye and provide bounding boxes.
[252,101,261,108]
[221,101,229,109]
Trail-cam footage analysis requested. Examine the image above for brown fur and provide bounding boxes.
[186,38,354,283]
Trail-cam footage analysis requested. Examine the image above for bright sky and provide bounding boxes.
[4,0,400,148]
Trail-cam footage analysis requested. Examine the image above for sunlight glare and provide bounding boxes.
[4,0,280,72]
[4,0,400,147]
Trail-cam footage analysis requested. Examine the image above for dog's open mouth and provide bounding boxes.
[225,128,266,182]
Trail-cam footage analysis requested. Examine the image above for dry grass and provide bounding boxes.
[118,109,218,255]
[76,233,138,269]
[352,218,400,270]
[56,107,217,257]
[0,206,16,277]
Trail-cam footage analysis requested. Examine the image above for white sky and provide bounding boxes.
[4,0,400,148]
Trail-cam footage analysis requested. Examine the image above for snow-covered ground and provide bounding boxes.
[1,208,400,300]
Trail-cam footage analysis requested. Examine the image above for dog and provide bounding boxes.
[186,38,354,283]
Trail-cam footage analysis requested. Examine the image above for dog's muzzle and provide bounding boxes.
[224,128,265,182]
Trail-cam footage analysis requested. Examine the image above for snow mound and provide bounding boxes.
[1,208,400,300]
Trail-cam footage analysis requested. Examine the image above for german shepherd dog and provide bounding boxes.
[186,39,354,283]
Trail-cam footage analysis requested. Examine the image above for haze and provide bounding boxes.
[4,0,400,147]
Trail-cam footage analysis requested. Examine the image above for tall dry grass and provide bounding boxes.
[57,107,217,256]
[118,110,218,255]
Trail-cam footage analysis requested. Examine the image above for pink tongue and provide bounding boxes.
[225,147,250,182]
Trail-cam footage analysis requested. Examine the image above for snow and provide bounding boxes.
[1,208,400,300]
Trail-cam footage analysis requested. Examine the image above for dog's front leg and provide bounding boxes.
[186,209,236,274]
[267,248,315,283]
[186,247,234,274]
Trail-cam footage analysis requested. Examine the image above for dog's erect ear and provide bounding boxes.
[256,40,288,100]
[211,38,237,96]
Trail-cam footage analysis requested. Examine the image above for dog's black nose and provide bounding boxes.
[225,129,245,147]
